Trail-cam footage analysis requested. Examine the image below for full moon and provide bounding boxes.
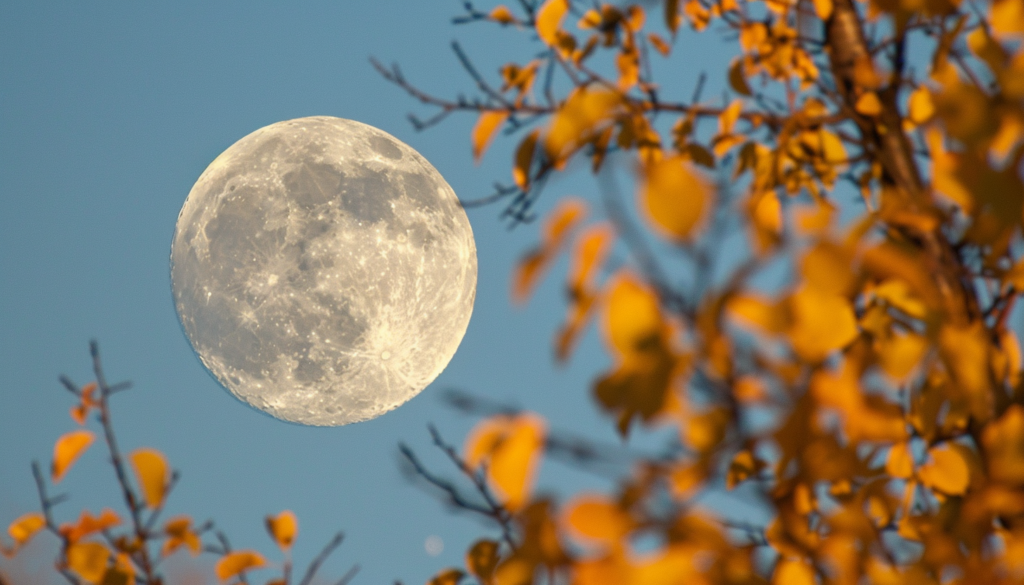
[170,116,477,426]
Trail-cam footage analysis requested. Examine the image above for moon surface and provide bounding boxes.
[170,116,477,426]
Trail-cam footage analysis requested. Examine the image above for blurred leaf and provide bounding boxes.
[640,156,711,241]
[163,516,201,557]
[265,510,297,551]
[772,558,816,585]
[728,59,752,96]
[511,198,587,304]
[919,443,970,496]
[490,6,517,25]
[563,495,631,546]
[908,86,935,124]
[430,568,466,585]
[535,0,569,46]
[855,92,882,116]
[983,405,1024,486]
[466,539,500,583]
[52,430,95,483]
[5,512,45,554]
[61,509,121,544]
[129,448,168,508]
[215,551,267,581]
[67,542,111,584]
[812,0,833,19]
[472,111,509,163]
[70,382,99,426]
[512,130,539,190]
[886,442,914,479]
[464,414,547,512]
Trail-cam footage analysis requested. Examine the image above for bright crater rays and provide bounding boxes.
[171,117,477,426]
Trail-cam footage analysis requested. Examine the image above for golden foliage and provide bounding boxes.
[52,430,95,483]
[215,550,266,581]
[128,448,168,508]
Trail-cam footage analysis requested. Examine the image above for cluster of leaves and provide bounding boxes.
[379,0,1024,583]
[1,342,357,585]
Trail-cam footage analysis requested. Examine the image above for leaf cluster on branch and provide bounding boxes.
[1,342,358,585]
[378,0,1024,583]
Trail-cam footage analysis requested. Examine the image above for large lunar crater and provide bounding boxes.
[171,116,477,426]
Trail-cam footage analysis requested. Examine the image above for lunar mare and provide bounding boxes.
[170,116,477,426]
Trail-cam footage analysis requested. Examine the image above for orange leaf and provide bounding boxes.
[129,448,168,508]
[535,0,569,46]
[992,0,1024,36]
[215,550,267,581]
[772,558,816,585]
[919,443,970,496]
[886,442,914,479]
[463,414,547,512]
[429,568,466,585]
[719,99,743,135]
[61,509,121,543]
[511,198,587,303]
[512,129,539,190]
[640,156,711,241]
[603,272,663,358]
[7,513,45,549]
[52,430,95,483]
[265,510,297,550]
[855,92,882,116]
[567,223,614,293]
[490,5,516,25]
[472,111,509,163]
[465,539,500,582]
[67,542,111,584]
[983,405,1024,485]
[812,0,833,19]
[648,33,671,56]
[70,382,99,425]
[563,495,631,546]
[787,287,858,361]
[163,516,202,557]
[908,86,935,124]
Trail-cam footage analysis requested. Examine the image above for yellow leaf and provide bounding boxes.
[430,568,466,585]
[215,551,267,581]
[52,430,95,483]
[490,5,516,24]
[918,443,970,496]
[877,332,929,381]
[563,495,631,546]
[511,198,587,304]
[727,294,789,334]
[719,99,743,135]
[788,287,858,361]
[812,0,833,19]
[61,509,121,544]
[982,404,1024,486]
[163,516,202,557]
[992,0,1024,36]
[7,513,45,549]
[463,414,547,512]
[772,558,815,585]
[908,86,935,124]
[726,450,760,489]
[465,539,499,582]
[640,156,711,241]
[545,88,622,164]
[535,0,569,46]
[265,510,297,550]
[512,129,539,190]
[603,273,663,358]
[855,91,882,116]
[648,33,671,56]
[886,442,914,479]
[67,542,111,584]
[472,111,509,163]
[129,449,168,508]
[801,241,854,296]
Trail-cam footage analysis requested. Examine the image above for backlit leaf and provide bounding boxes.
[772,558,815,585]
[490,6,516,25]
[52,430,95,483]
[535,0,569,46]
[982,405,1024,485]
[812,0,833,19]
[163,516,202,557]
[788,287,858,361]
[265,510,297,550]
[919,443,970,496]
[472,111,509,162]
[129,448,168,508]
[67,542,111,584]
[886,442,914,479]
[640,156,711,241]
[855,91,882,116]
[61,509,121,544]
[908,86,935,124]
[992,0,1024,36]
[464,414,547,512]
[564,494,631,546]
[7,513,45,549]
[603,272,663,357]
[511,198,587,304]
[215,551,267,581]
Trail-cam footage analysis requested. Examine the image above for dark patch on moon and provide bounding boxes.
[369,135,403,160]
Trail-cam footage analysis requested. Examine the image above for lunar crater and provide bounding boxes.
[171,116,476,426]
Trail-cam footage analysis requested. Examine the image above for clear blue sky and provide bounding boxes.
[0,3,729,584]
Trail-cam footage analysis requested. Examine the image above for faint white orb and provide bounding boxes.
[170,116,477,426]
[425,535,444,556]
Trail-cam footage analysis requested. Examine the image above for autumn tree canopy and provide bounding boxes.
[374,0,1024,583]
